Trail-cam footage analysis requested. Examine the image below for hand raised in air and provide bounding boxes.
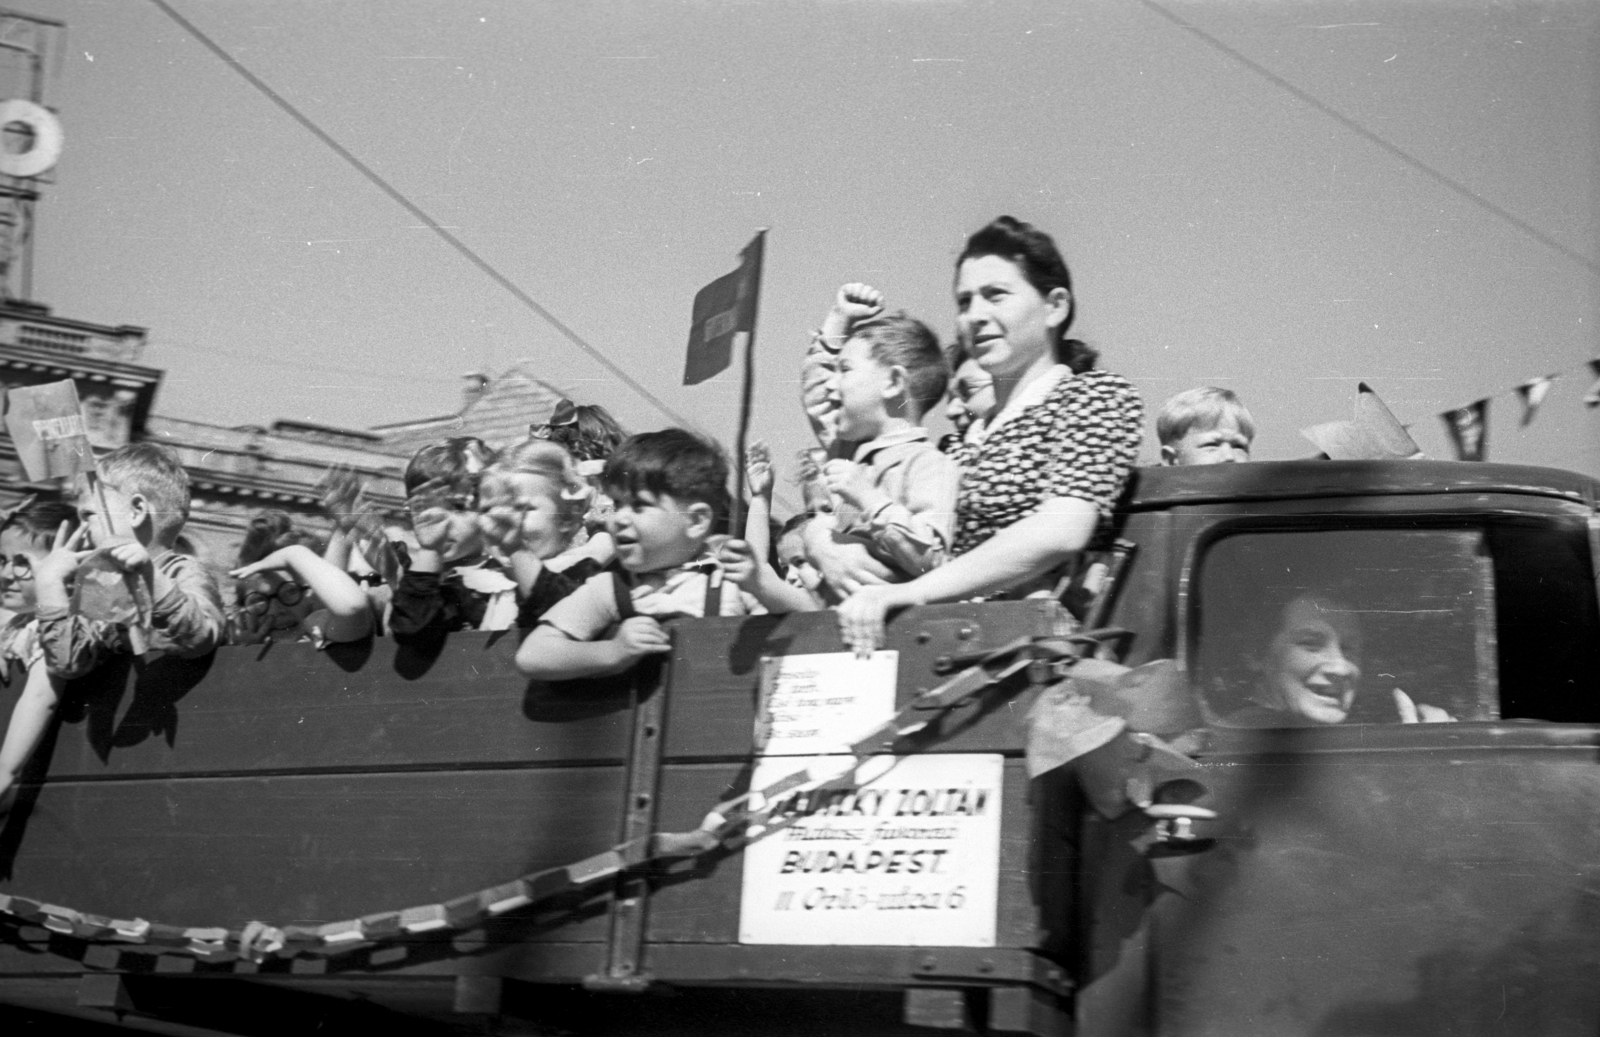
[316,464,365,533]
[745,441,774,500]
[32,521,93,586]
[832,283,885,329]
[1393,688,1456,724]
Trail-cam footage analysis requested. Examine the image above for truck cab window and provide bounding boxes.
[1486,520,1600,722]
[1194,528,1496,727]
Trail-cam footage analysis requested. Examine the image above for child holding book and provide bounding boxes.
[35,444,225,677]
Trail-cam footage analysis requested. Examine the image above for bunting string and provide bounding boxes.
[1441,398,1490,463]
[1515,374,1559,428]
[1432,357,1599,461]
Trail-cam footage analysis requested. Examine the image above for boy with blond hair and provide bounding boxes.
[35,443,225,675]
[1157,387,1255,466]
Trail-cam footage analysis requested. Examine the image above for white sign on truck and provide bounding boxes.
[738,752,1004,947]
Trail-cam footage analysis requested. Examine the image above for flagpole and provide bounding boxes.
[730,229,767,540]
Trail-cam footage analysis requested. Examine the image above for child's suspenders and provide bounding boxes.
[702,567,723,619]
[609,565,724,623]
[611,571,635,622]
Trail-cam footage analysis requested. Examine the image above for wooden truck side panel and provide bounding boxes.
[0,601,1070,1024]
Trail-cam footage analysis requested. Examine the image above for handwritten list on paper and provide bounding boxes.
[756,651,899,756]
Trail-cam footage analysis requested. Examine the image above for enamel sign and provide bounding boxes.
[738,752,1004,946]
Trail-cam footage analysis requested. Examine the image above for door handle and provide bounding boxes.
[1143,803,1217,847]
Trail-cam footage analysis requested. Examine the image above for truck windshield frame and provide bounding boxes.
[1179,510,1600,728]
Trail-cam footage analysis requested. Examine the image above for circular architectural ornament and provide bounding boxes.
[0,99,62,178]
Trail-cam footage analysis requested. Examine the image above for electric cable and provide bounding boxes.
[148,0,708,434]
[1136,0,1598,277]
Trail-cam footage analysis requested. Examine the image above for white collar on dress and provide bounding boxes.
[968,364,1070,446]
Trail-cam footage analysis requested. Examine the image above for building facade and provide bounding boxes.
[0,299,570,586]
[0,299,161,478]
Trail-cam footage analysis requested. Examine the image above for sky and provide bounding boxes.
[8,0,1599,486]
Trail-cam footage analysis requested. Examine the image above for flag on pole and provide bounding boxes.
[1515,374,1558,427]
[1584,359,1600,408]
[1441,398,1490,461]
[4,379,95,481]
[683,233,764,386]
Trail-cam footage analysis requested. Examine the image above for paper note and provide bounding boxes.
[756,650,898,756]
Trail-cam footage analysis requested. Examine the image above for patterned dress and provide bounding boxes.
[948,368,1143,557]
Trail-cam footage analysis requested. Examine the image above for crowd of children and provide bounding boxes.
[0,276,1260,809]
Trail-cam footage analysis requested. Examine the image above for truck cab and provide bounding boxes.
[1081,459,1600,1036]
[1,459,1596,1036]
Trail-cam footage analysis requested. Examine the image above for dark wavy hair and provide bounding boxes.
[0,497,79,543]
[567,405,627,463]
[1200,589,1363,720]
[236,510,324,567]
[956,215,1098,374]
[602,429,731,534]
[403,437,493,497]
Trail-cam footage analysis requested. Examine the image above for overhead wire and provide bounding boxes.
[147,0,707,435]
[1135,0,1599,278]
[151,335,450,385]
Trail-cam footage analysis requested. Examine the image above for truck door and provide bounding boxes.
[1128,514,1600,1037]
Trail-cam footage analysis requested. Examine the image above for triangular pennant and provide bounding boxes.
[1584,358,1600,409]
[1514,374,1558,427]
[1353,382,1423,457]
[1441,398,1490,461]
[1299,383,1422,460]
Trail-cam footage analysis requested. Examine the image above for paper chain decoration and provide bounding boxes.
[0,634,1089,966]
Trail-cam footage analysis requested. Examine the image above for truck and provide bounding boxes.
[1,457,1597,1036]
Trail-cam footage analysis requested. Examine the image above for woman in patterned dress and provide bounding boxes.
[835,216,1143,653]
